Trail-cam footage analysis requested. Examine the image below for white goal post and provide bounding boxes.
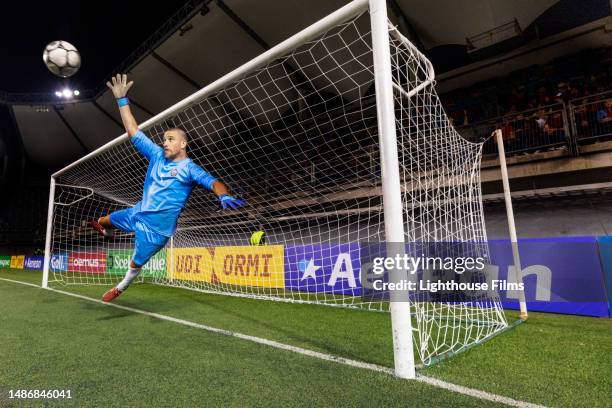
[43,0,524,379]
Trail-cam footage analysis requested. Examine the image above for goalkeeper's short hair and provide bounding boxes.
[166,127,188,143]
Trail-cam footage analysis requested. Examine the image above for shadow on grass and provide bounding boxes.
[97,311,134,321]
[80,301,134,321]
[186,294,383,365]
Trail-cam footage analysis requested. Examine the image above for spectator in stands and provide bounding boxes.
[575,105,589,137]
[513,112,526,150]
[545,110,566,147]
[535,109,547,130]
[530,109,550,152]
[500,120,516,150]
[596,99,612,123]
[540,95,553,108]
[537,86,550,106]
[568,85,581,100]
[443,48,612,153]
[594,99,612,139]
[554,82,570,104]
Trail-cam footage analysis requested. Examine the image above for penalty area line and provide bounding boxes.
[0,277,545,408]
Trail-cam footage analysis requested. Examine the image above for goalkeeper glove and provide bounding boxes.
[219,194,245,210]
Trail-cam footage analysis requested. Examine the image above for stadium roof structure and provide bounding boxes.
[1,0,610,169]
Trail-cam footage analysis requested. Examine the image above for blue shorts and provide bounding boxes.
[109,207,169,268]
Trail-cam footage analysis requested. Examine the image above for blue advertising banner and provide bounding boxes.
[596,236,612,317]
[24,256,44,271]
[284,243,362,296]
[50,253,68,272]
[283,238,609,317]
[489,237,608,317]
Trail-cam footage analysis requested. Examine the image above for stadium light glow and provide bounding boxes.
[55,88,80,98]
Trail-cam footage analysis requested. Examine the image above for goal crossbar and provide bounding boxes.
[51,0,371,179]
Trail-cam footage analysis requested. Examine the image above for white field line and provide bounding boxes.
[0,277,545,408]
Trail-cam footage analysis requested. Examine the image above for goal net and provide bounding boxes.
[45,0,508,372]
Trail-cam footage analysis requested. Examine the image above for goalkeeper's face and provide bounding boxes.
[163,130,187,160]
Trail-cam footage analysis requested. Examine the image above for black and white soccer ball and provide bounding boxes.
[42,41,81,78]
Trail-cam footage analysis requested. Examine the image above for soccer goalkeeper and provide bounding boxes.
[92,74,244,302]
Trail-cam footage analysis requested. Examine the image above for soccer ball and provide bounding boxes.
[43,41,81,78]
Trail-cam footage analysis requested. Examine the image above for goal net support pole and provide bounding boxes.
[42,177,56,289]
[493,129,528,319]
[369,0,415,379]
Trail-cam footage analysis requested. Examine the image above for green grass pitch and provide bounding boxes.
[0,269,610,407]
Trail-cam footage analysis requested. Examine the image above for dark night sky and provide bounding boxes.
[0,1,189,94]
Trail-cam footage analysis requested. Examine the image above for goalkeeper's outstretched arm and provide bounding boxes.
[213,181,245,210]
[211,181,229,197]
[106,74,138,137]
[190,165,245,210]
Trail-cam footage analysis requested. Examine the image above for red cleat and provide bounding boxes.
[90,219,113,238]
[102,287,123,302]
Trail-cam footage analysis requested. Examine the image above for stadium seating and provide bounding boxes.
[443,48,612,155]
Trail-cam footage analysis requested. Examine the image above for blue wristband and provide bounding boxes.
[117,97,129,107]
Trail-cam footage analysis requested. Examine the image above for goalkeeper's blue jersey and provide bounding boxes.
[130,131,216,237]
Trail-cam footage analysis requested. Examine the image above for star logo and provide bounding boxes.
[299,258,321,281]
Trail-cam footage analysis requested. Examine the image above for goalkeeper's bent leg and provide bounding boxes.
[116,263,143,291]
[102,221,168,301]
[103,261,142,301]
